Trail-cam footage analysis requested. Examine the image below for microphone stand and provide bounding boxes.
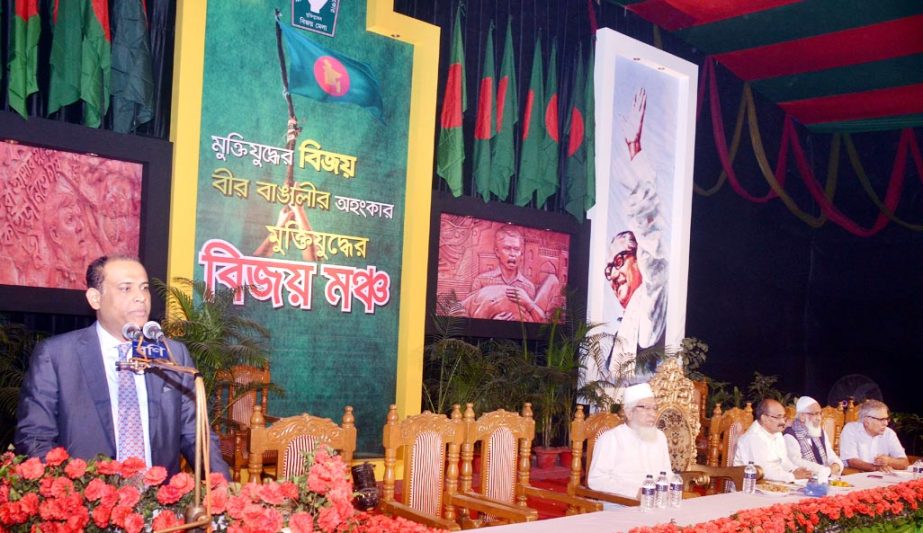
[119,341,214,533]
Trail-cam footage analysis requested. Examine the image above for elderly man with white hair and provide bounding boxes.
[587,383,672,500]
[839,399,908,473]
[782,396,842,478]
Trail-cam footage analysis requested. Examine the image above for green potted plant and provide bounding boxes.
[153,278,281,423]
[0,321,46,450]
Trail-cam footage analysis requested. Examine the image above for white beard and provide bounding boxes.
[806,421,822,438]
[633,425,659,443]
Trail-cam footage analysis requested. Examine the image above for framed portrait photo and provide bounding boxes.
[582,29,698,398]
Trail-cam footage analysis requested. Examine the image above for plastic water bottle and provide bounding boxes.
[655,471,669,508]
[912,459,923,479]
[640,474,656,512]
[743,461,757,494]
[669,472,684,508]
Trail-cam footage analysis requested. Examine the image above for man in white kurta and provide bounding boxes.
[587,383,672,500]
[734,399,812,483]
[782,396,841,479]
[839,399,908,472]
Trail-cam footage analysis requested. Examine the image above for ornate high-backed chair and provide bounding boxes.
[706,403,753,468]
[821,405,846,454]
[247,405,356,483]
[460,404,600,525]
[650,358,700,472]
[215,364,275,481]
[692,379,709,462]
[380,405,534,531]
[649,358,751,495]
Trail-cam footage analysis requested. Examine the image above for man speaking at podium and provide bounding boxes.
[15,255,230,479]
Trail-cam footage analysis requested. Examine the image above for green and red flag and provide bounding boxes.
[8,0,41,119]
[537,39,560,208]
[489,17,517,201]
[278,20,384,120]
[515,34,544,206]
[564,45,595,219]
[81,0,112,128]
[472,24,496,201]
[47,0,83,116]
[111,0,154,133]
[436,6,466,197]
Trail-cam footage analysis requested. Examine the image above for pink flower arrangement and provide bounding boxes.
[629,478,923,533]
[0,447,442,533]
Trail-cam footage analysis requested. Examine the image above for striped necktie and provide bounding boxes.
[117,342,146,462]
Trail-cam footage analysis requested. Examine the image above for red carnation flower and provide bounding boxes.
[45,447,69,466]
[17,457,45,480]
[64,458,87,479]
[143,466,168,486]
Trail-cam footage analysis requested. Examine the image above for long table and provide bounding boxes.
[490,471,914,532]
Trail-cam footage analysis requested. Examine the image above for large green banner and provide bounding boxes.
[195,0,413,453]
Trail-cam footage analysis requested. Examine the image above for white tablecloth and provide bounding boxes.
[489,472,913,532]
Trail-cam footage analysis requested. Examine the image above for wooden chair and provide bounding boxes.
[821,405,846,455]
[380,405,534,531]
[845,399,859,423]
[460,403,600,526]
[567,406,640,506]
[706,403,753,467]
[706,403,754,491]
[247,405,356,483]
[215,364,275,481]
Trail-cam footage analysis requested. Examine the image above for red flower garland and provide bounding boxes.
[0,447,442,533]
[630,479,923,533]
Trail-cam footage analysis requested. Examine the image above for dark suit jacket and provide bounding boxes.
[14,324,230,479]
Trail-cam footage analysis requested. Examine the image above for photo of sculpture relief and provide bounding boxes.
[0,141,143,290]
[435,214,569,323]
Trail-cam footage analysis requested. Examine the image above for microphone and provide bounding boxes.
[121,323,143,342]
[143,321,166,343]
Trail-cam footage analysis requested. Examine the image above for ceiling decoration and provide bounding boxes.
[609,0,923,133]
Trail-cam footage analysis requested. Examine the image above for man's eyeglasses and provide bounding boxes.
[866,415,890,423]
[604,251,635,281]
[803,411,822,417]
[634,404,657,412]
[764,413,786,421]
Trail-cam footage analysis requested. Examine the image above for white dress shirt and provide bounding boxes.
[587,424,673,499]
[734,421,802,482]
[96,322,152,466]
[839,422,906,463]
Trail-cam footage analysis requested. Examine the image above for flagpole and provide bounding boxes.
[254,10,315,260]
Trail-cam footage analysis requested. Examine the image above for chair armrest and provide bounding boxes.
[678,470,710,488]
[521,485,603,512]
[379,500,461,531]
[574,485,641,507]
[450,493,537,522]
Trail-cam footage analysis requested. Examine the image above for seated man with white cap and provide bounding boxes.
[782,396,843,477]
[587,383,672,500]
[734,399,813,482]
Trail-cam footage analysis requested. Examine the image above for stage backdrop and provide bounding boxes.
[581,29,697,407]
[169,1,438,454]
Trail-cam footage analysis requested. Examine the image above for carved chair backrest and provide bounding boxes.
[707,403,754,467]
[845,400,859,423]
[821,405,846,454]
[649,358,702,471]
[568,406,624,493]
[382,405,465,521]
[216,364,271,429]
[461,404,534,508]
[247,405,355,482]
